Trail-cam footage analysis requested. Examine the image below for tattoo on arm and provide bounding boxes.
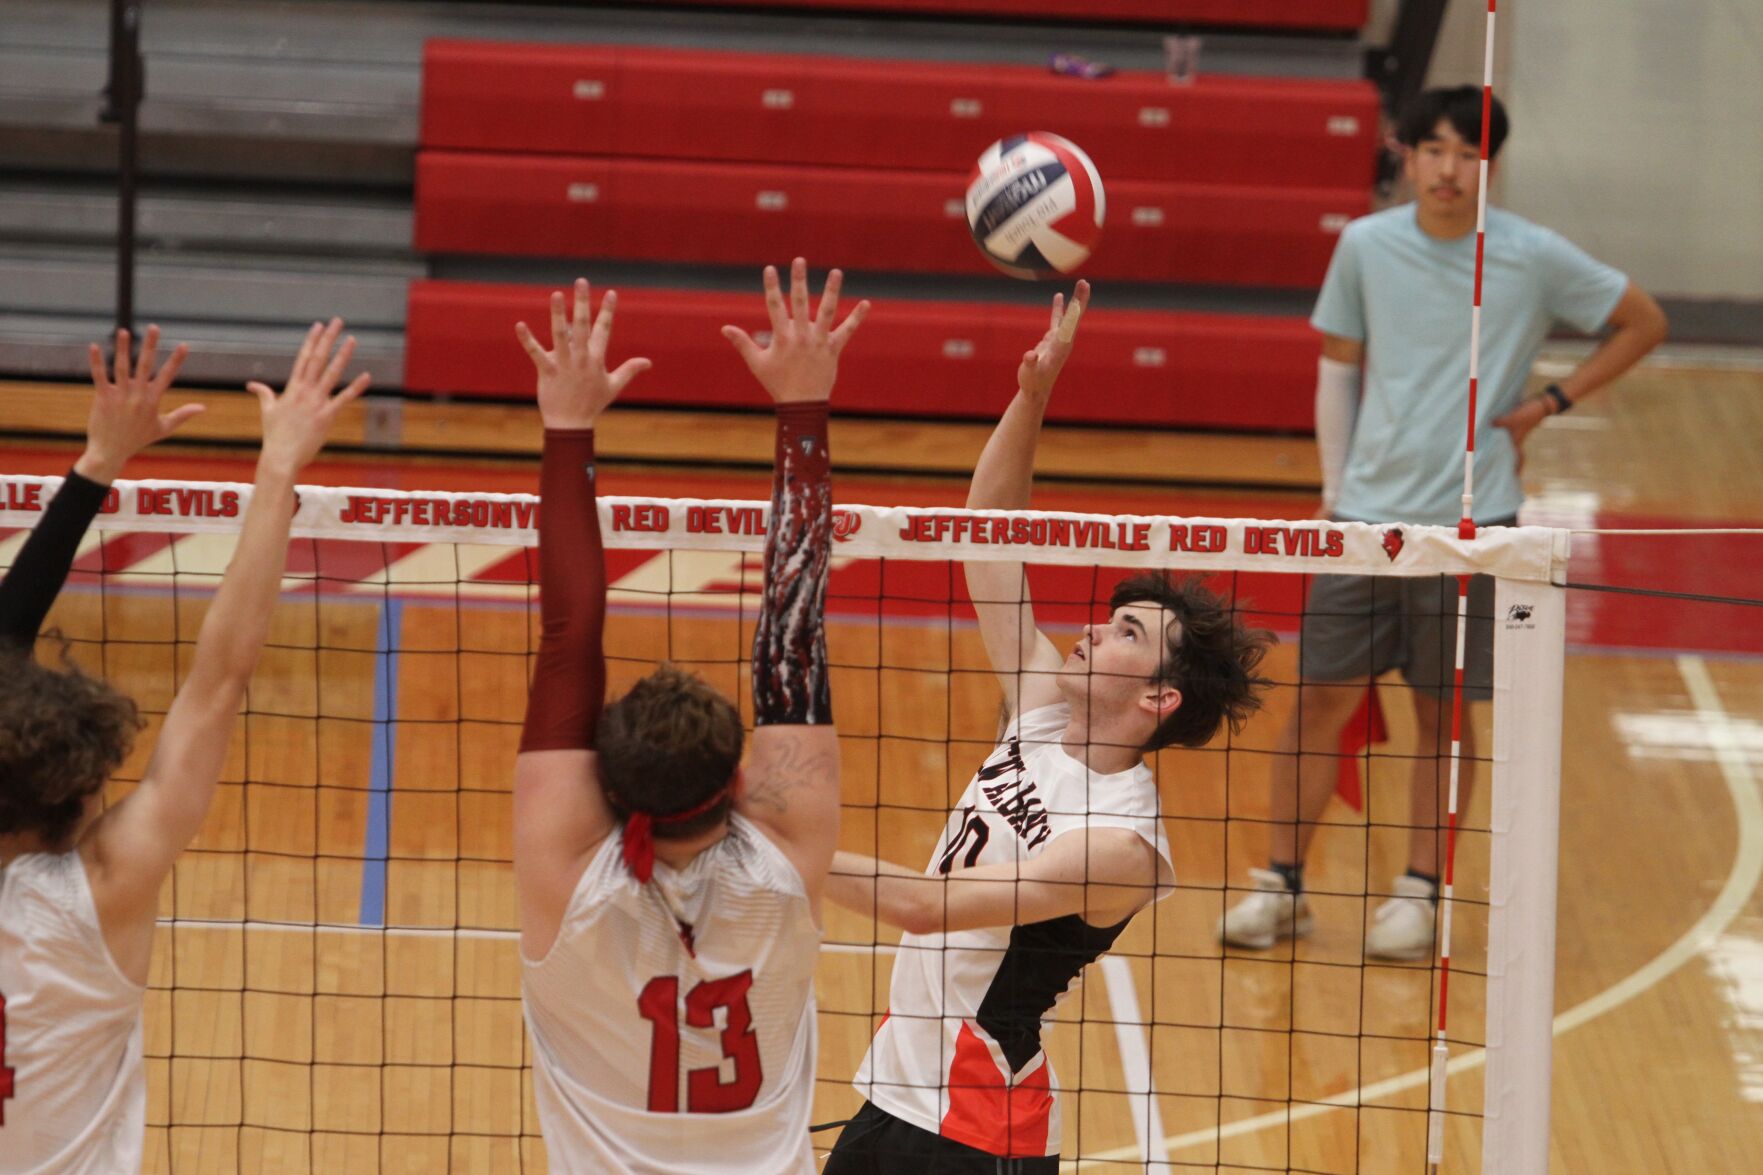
[743,737,837,817]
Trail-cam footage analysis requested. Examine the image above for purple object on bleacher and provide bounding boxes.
[1049,52,1115,80]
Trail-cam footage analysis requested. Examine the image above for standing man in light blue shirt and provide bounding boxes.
[1220,86,1667,958]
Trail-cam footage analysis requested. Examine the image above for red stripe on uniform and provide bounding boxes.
[939,1021,1053,1158]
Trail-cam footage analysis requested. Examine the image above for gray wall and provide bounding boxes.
[1415,0,1763,301]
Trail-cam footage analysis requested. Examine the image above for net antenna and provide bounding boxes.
[1433,2,1503,1170]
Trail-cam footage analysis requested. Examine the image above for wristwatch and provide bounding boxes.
[1542,383,1573,414]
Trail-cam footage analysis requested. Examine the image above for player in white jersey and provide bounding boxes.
[824,284,1275,1171]
[0,322,368,1173]
[511,260,867,1174]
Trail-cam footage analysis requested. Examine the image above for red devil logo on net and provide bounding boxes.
[1380,527,1405,562]
[831,510,862,542]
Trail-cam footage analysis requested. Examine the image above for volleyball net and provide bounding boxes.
[1,474,1570,1174]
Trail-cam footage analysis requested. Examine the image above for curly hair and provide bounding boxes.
[1109,573,1276,752]
[597,664,744,842]
[0,643,142,849]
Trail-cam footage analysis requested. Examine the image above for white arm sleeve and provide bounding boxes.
[1315,356,1361,512]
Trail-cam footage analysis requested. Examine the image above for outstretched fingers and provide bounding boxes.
[608,355,652,394]
[761,265,787,336]
[813,269,844,338]
[829,299,871,351]
[289,322,323,387]
[150,343,190,395]
[88,342,111,391]
[297,320,343,392]
[548,290,569,354]
[570,279,592,359]
[330,371,373,410]
[588,288,617,360]
[721,324,764,371]
[160,402,207,435]
[788,256,810,330]
[515,321,554,371]
[135,325,161,388]
[112,329,132,389]
[318,335,359,395]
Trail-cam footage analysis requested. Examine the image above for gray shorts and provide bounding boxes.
[1298,571,1498,700]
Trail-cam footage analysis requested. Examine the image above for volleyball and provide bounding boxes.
[965,132,1106,279]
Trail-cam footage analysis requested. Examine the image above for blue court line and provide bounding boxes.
[358,598,402,926]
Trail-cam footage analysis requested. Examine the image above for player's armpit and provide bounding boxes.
[739,726,840,904]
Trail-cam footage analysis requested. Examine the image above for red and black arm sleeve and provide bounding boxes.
[518,429,607,752]
[752,402,833,726]
[0,469,109,652]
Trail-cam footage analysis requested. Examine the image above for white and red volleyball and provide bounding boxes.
[965,132,1106,279]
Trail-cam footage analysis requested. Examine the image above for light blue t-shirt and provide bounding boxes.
[1312,204,1628,525]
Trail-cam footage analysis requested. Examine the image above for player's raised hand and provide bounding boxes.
[722,257,869,404]
[76,325,202,483]
[1017,279,1090,403]
[516,279,652,430]
[247,318,372,475]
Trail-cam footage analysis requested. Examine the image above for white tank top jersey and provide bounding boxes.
[0,852,147,1175]
[854,703,1175,1158]
[522,813,822,1175]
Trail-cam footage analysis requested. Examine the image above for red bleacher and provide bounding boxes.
[410,38,1364,426]
[405,280,1318,431]
[415,152,1361,287]
[613,0,1368,32]
[421,42,1381,189]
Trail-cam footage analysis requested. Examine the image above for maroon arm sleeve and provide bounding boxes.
[752,402,832,726]
[518,429,607,752]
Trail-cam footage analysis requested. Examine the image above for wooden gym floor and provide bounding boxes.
[3,355,1761,1172]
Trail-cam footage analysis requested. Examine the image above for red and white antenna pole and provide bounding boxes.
[1430,2,1499,1171]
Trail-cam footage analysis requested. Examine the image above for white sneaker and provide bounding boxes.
[1365,875,1438,960]
[1218,868,1314,949]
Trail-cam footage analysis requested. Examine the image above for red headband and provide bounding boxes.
[621,769,741,883]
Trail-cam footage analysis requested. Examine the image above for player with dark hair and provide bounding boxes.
[1,322,369,1173]
[0,328,199,852]
[512,260,867,1173]
[1219,85,1666,958]
[824,283,1274,1172]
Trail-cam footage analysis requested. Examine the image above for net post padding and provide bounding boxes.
[0,476,1572,583]
[1483,578,1565,1174]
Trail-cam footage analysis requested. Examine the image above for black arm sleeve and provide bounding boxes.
[0,470,109,651]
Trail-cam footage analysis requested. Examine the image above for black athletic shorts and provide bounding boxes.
[823,1101,1059,1175]
[1296,516,1515,701]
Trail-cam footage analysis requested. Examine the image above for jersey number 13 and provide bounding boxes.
[637,972,763,1113]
